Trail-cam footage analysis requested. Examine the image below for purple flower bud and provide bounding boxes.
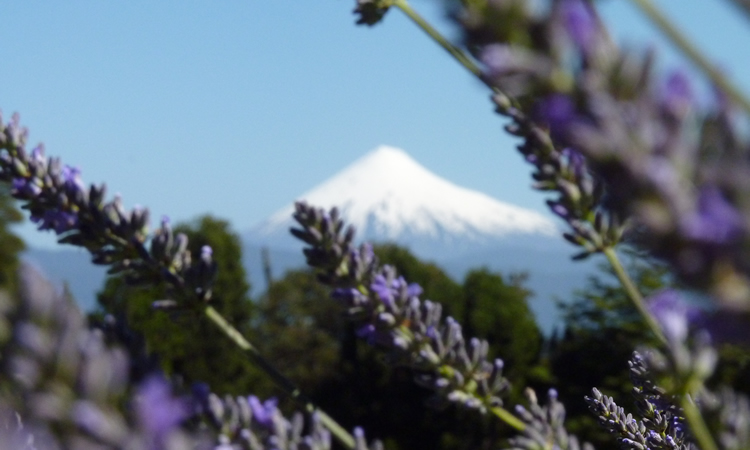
[480,44,514,77]
[62,165,85,194]
[647,289,695,342]
[681,186,743,244]
[31,210,79,234]
[560,0,597,51]
[201,245,214,263]
[661,70,693,117]
[31,144,44,158]
[191,382,210,406]
[370,274,394,307]
[547,200,570,220]
[11,177,41,198]
[247,396,278,428]
[361,242,374,260]
[533,94,578,141]
[356,323,377,344]
[407,283,423,298]
[135,375,189,448]
[332,287,368,306]
[562,147,586,177]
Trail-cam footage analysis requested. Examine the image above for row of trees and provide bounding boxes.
[82,213,700,449]
[1,191,747,449]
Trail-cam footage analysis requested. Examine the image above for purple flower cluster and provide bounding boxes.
[136,376,192,450]
[586,352,694,450]
[292,202,512,413]
[585,350,750,450]
[508,388,594,450]
[0,265,195,450]
[0,264,382,450]
[196,389,383,450]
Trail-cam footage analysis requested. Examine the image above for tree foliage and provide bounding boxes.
[255,243,543,449]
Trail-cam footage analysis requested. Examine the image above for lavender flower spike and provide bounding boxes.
[135,375,190,449]
[0,112,216,307]
[646,289,693,343]
[507,388,593,450]
[586,352,697,449]
[196,390,384,450]
[291,202,514,419]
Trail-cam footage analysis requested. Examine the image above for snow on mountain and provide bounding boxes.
[246,146,560,256]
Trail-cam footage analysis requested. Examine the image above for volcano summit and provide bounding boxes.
[246,146,559,258]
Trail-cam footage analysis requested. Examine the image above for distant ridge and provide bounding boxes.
[246,146,559,257]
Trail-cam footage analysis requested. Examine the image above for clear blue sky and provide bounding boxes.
[2,0,749,249]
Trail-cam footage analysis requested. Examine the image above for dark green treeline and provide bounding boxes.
[92,217,750,450]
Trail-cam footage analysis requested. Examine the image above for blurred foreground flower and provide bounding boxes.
[0,265,383,450]
[0,265,196,449]
[452,0,750,311]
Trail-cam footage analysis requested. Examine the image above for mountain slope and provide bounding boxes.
[246,146,560,257]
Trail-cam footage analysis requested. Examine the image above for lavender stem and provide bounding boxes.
[393,0,481,79]
[603,248,667,345]
[681,395,719,450]
[204,305,357,449]
[489,405,526,431]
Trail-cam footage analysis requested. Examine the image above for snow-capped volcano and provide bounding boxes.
[246,146,559,256]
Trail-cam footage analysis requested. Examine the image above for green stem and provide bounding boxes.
[489,406,526,431]
[203,306,356,450]
[393,0,481,79]
[392,0,515,109]
[602,247,667,345]
[630,0,750,116]
[681,395,719,450]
